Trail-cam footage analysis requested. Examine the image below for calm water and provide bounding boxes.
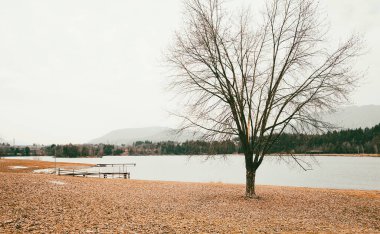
[6,155,380,190]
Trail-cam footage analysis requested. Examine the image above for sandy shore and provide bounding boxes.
[0,160,379,233]
[0,159,94,174]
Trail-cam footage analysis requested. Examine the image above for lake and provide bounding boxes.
[6,155,380,190]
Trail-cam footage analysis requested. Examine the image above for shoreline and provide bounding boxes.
[2,153,380,159]
[1,172,379,233]
[1,158,379,192]
[0,159,94,174]
[1,157,379,194]
[273,153,380,157]
[1,159,379,233]
[1,170,379,196]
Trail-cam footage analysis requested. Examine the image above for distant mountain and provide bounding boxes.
[320,105,380,129]
[89,127,202,145]
[90,106,380,145]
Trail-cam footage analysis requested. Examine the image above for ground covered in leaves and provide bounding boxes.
[0,160,379,233]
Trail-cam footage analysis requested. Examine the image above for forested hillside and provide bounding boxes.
[269,123,380,154]
[131,123,380,155]
[2,123,379,156]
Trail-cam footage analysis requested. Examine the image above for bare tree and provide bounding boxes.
[166,0,362,198]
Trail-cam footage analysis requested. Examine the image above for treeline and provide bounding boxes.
[0,143,126,157]
[128,140,238,155]
[0,143,32,156]
[1,123,379,157]
[269,123,380,154]
[43,144,125,158]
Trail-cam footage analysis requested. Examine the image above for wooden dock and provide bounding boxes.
[57,163,136,179]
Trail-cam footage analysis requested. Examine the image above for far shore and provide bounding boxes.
[2,153,380,159]
[270,153,380,157]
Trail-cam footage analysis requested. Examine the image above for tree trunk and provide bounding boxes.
[245,168,256,198]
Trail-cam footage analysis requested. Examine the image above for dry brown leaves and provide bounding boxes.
[0,171,379,233]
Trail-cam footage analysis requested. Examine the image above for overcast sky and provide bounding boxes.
[0,0,379,145]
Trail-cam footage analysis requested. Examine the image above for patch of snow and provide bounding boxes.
[33,168,56,174]
[49,180,66,185]
[9,166,28,169]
